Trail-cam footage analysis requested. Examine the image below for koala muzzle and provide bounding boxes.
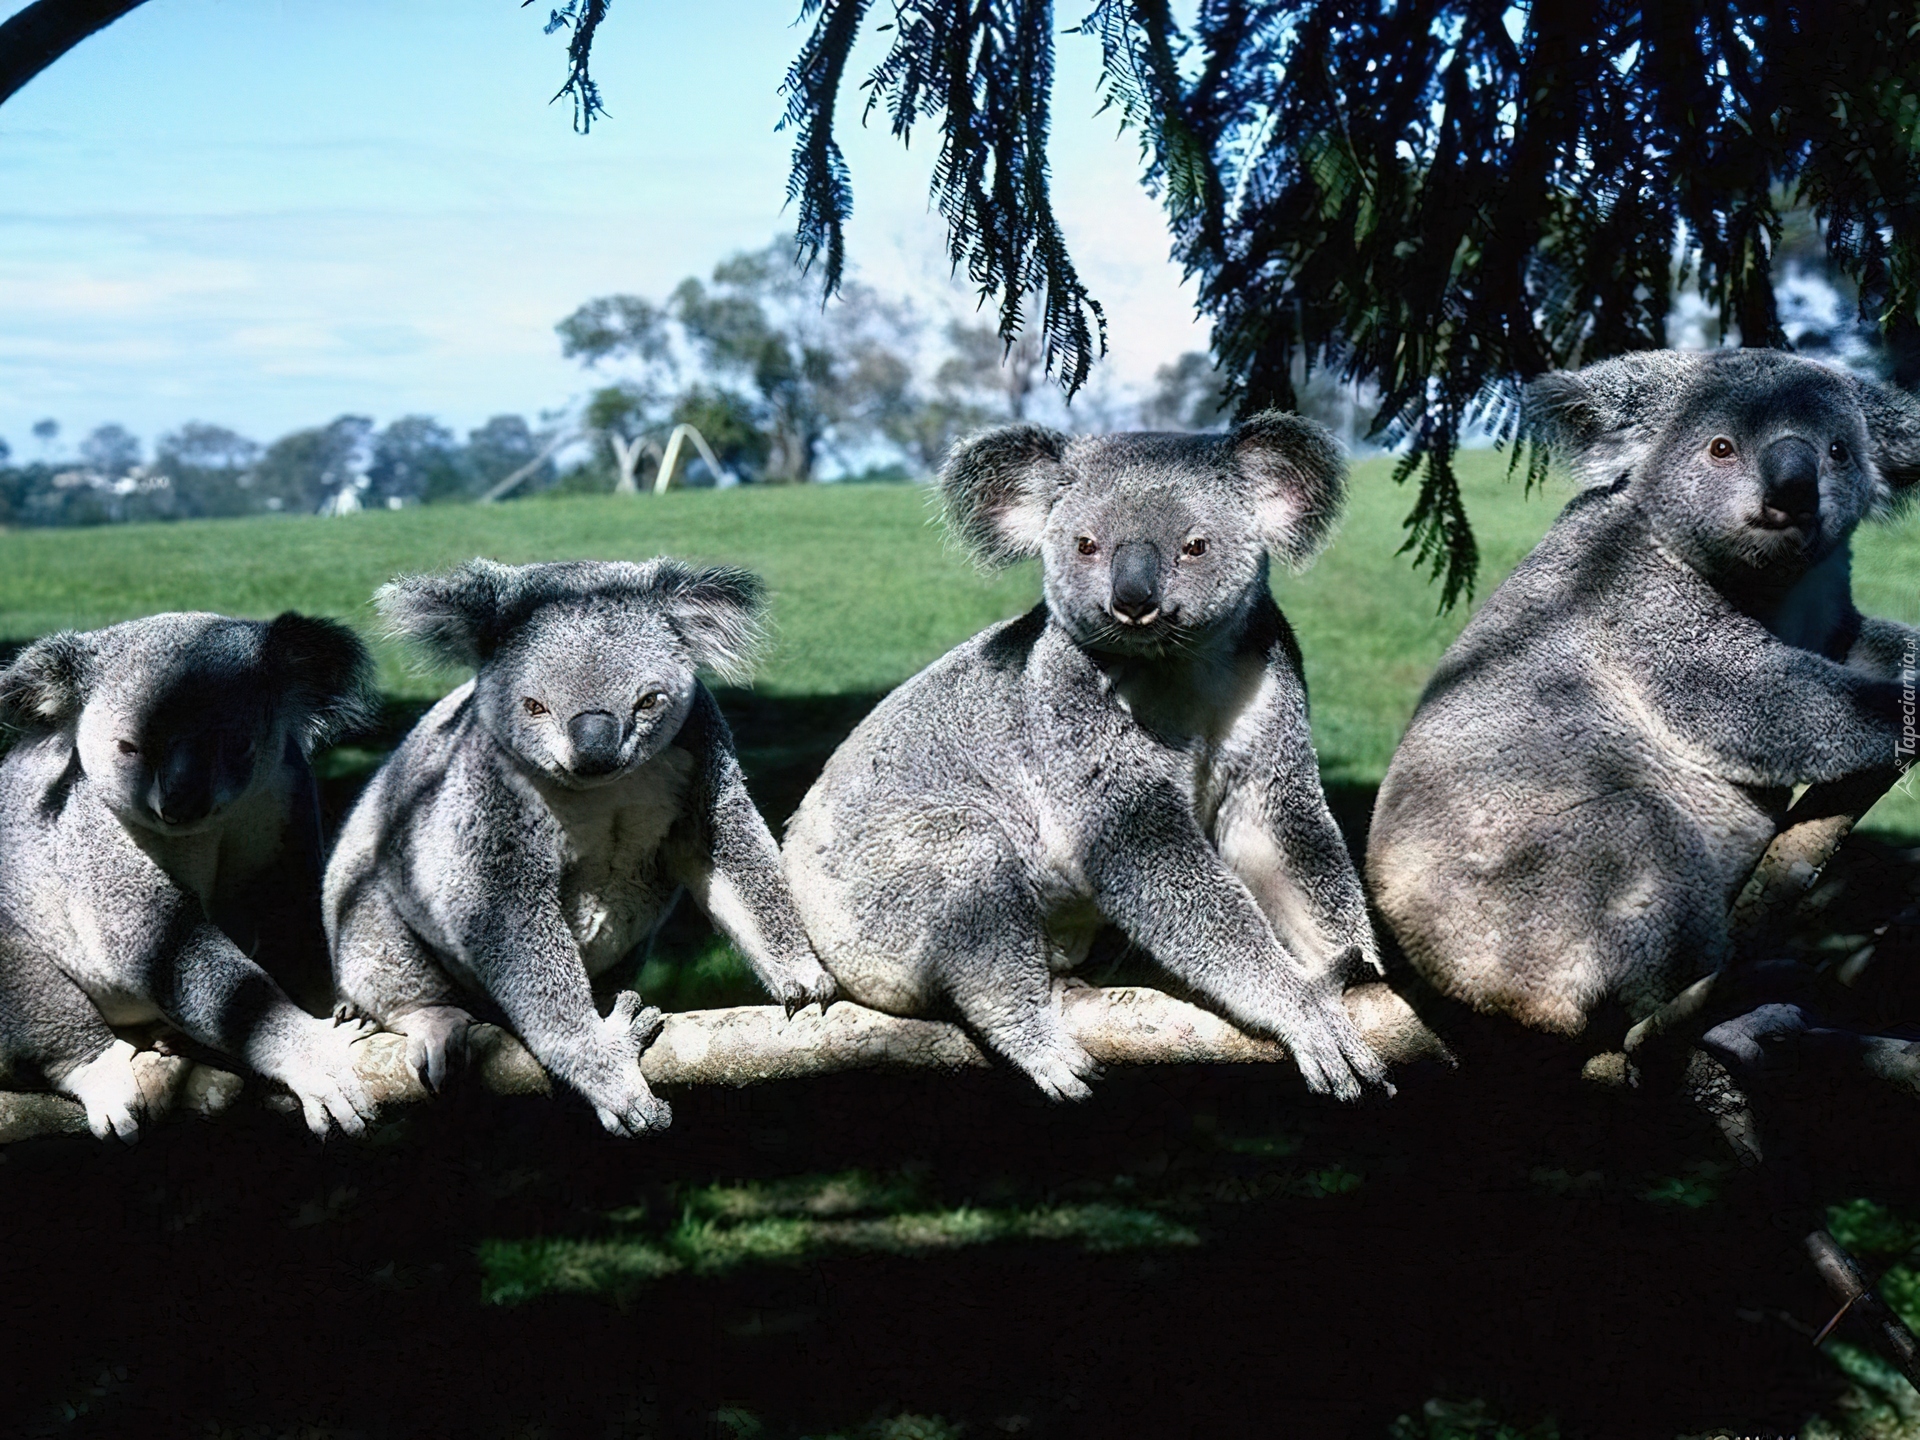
[1109,542,1162,624]
[1758,436,1821,530]
[150,743,214,827]
[567,710,624,776]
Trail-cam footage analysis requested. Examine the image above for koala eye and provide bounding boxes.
[1076,537,1099,557]
[1182,537,1209,558]
[635,691,666,712]
[522,698,549,717]
[1708,436,1737,461]
[1830,439,1851,464]
[116,740,138,757]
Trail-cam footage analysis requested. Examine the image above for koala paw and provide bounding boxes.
[772,958,839,1018]
[1016,1037,1103,1103]
[584,992,672,1138]
[393,1004,476,1095]
[1271,985,1393,1103]
[279,1020,377,1139]
[61,1039,144,1142]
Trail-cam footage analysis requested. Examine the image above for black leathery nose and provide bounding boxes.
[568,710,623,774]
[153,742,212,825]
[1110,541,1162,620]
[1760,436,1821,522]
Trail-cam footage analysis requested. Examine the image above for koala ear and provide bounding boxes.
[653,563,767,685]
[0,632,93,730]
[1850,374,1920,500]
[375,559,518,668]
[265,613,378,749]
[940,424,1071,568]
[1523,351,1703,487]
[1231,411,1347,570]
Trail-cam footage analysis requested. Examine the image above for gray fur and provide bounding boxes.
[0,611,378,1139]
[326,557,833,1136]
[785,415,1391,1101]
[1369,349,1920,1040]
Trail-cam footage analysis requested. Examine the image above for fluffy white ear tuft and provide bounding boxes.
[939,424,1071,568]
[1231,411,1347,570]
[650,563,767,685]
[375,559,519,668]
[1523,351,1705,488]
[0,632,93,730]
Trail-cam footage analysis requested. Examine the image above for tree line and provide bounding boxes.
[0,239,1306,529]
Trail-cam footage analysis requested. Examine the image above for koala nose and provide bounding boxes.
[151,744,212,827]
[1759,436,1821,528]
[567,710,624,776]
[1109,542,1163,624]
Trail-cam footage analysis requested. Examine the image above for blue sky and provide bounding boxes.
[0,0,1209,458]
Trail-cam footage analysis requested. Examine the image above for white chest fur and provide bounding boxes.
[535,746,696,975]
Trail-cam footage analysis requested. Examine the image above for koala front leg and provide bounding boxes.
[670,687,836,1013]
[459,901,671,1136]
[144,915,374,1138]
[0,931,143,1141]
[331,881,475,1094]
[1086,790,1391,1100]
[1216,761,1382,987]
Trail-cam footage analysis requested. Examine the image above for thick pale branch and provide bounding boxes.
[0,983,1452,1146]
[0,0,152,107]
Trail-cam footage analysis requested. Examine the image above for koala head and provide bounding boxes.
[941,413,1345,655]
[0,611,374,835]
[377,558,764,789]
[1526,350,1920,588]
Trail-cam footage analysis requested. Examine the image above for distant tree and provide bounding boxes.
[1142,353,1229,433]
[465,415,553,496]
[0,435,10,467]
[582,384,659,493]
[78,423,139,479]
[560,238,919,483]
[152,422,261,518]
[252,415,372,514]
[31,418,58,451]
[368,415,466,506]
[669,385,768,483]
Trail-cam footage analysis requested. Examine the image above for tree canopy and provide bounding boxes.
[557,1,1920,603]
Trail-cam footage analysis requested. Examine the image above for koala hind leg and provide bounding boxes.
[0,930,144,1141]
[934,869,1102,1102]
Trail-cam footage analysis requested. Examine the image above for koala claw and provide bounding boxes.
[608,990,666,1050]
[282,1021,377,1139]
[62,1039,145,1143]
[1277,989,1392,1103]
[395,1005,475,1095]
[1019,1040,1103,1103]
[593,1090,673,1138]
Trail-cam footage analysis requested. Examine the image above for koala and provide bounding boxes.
[784,415,1392,1102]
[325,558,835,1137]
[1368,349,1920,1044]
[0,611,378,1140]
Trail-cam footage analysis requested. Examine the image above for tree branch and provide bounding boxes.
[0,983,1454,1145]
[0,0,152,108]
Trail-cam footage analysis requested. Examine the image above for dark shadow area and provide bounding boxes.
[4,1049,1916,1438]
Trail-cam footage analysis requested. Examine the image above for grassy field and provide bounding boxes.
[6,447,1920,832]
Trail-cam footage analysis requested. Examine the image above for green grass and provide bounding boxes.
[7,450,1920,833]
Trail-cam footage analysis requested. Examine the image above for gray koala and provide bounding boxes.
[1368,349,1920,1042]
[0,611,378,1140]
[784,415,1392,1101]
[325,558,835,1136]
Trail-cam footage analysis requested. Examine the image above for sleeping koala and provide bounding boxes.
[0,611,378,1140]
[326,558,835,1137]
[784,415,1391,1102]
[1369,349,1920,1043]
